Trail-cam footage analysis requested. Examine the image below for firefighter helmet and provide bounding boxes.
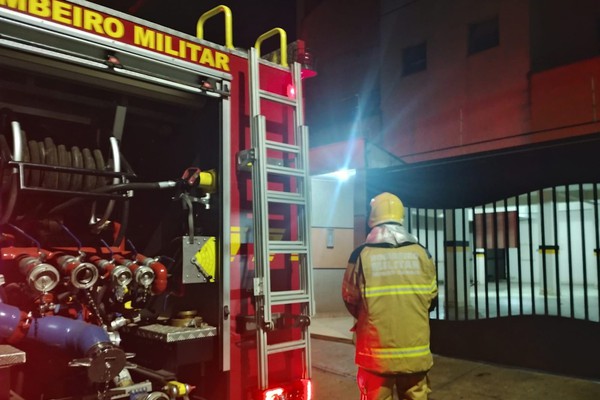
[368,192,404,228]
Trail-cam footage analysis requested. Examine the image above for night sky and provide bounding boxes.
[89,0,298,50]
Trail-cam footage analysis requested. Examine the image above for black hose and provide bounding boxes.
[93,181,176,193]
[181,193,194,242]
[48,181,177,216]
[0,172,18,226]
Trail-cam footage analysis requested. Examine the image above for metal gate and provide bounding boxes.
[406,183,600,322]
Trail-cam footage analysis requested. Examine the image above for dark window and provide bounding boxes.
[468,16,499,55]
[402,42,427,76]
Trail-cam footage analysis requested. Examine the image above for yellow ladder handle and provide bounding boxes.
[196,5,234,49]
[254,28,288,67]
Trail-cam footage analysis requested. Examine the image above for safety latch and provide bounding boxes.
[236,148,256,171]
[253,277,264,296]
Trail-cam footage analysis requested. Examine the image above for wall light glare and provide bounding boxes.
[320,168,356,182]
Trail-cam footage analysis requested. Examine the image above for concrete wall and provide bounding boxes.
[301,0,600,164]
[380,0,531,161]
[531,57,600,133]
[299,0,381,146]
[529,0,600,72]
[311,175,355,315]
[312,268,347,315]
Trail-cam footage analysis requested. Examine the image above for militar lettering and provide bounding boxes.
[0,0,231,72]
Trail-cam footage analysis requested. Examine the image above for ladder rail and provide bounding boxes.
[298,124,315,318]
[293,61,314,378]
[249,48,271,389]
[248,47,314,390]
[253,115,273,326]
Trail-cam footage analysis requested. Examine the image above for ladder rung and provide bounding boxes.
[267,339,307,355]
[268,241,308,253]
[267,190,305,205]
[271,291,310,306]
[265,140,300,154]
[259,89,297,107]
[266,164,305,177]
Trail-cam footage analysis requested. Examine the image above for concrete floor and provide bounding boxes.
[310,316,600,399]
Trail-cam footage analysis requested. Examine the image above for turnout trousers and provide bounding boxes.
[357,368,431,400]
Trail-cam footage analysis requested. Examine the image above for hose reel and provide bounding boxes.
[19,136,109,191]
[7,126,114,192]
[0,121,135,225]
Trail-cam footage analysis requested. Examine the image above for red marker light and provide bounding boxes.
[286,84,296,99]
[263,387,283,400]
[257,379,312,400]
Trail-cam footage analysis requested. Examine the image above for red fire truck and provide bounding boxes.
[0,1,314,399]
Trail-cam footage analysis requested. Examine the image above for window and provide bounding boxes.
[402,41,427,76]
[468,16,499,55]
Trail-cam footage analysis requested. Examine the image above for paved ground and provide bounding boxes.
[310,316,600,400]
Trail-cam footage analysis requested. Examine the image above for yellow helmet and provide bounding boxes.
[368,192,404,228]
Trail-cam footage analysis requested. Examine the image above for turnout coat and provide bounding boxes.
[342,223,438,374]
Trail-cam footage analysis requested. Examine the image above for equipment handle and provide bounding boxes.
[254,28,288,67]
[196,5,234,49]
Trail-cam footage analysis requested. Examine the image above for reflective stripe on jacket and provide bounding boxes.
[344,241,437,374]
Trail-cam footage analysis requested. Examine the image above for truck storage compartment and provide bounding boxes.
[0,44,224,400]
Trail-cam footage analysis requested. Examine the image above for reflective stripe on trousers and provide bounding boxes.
[358,344,431,360]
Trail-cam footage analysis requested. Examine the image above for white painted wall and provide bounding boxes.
[311,176,354,228]
[311,174,356,315]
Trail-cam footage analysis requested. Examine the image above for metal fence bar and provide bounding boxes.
[482,206,490,318]
[552,187,561,316]
[461,208,469,320]
[528,192,536,315]
[451,211,459,320]
[566,185,575,318]
[595,183,600,322]
[416,207,421,238]
[493,202,500,317]
[516,195,524,315]
[442,212,449,319]
[434,208,440,320]
[539,190,549,315]
[424,208,429,249]
[504,199,512,316]
[472,206,479,319]
[579,184,589,320]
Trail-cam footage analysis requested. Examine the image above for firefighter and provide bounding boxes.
[342,192,438,400]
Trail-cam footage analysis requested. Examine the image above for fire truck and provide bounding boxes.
[0,1,315,399]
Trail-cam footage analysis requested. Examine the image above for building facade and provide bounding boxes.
[303,0,600,378]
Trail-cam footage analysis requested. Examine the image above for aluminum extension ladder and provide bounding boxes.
[246,46,314,390]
